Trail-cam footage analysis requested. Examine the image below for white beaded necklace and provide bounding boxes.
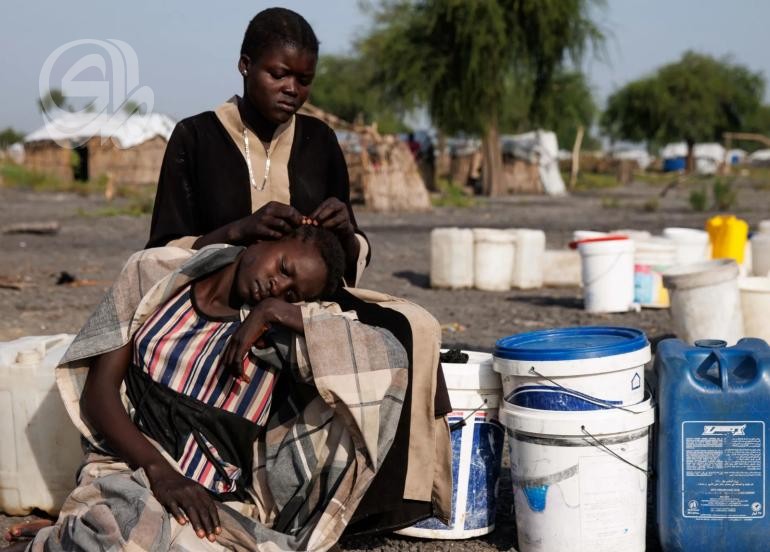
[243,128,270,191]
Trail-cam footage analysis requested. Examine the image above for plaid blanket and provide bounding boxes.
[40,245,417,551]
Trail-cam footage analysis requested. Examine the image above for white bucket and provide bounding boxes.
[473,229,514,291]
[611,229,652,242]
[0,334,79,515]
[501,397,654,552]
[542,249,581,287]
[662,227,711,265]
[759,220,770,235]
[751,233,770,277]
[397,351,504,539]
[743,240,753,276]
[510,229,546,289]
[634,238,677,308]
[577,237,635,313]
[572,230,606,242]
[494,327,650,410]
[430,228,475,289]
[662,259,744,345]
[739,277,770,342]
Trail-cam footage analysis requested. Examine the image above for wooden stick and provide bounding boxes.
[2,221,60,235]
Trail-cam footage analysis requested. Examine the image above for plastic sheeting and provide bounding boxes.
[25,112,175,149]
[660,142,726,175]
[501,130,566,196]
[749,149,770,166]
[612,148,652,170]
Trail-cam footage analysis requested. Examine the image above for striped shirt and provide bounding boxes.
[133,285,276,493]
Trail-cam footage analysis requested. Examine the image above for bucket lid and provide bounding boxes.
[663,227,709,243]
[662,259,738,290]
[494,326,649,361]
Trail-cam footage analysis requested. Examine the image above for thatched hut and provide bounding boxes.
[24,112,175,186]
[299,103,431,212]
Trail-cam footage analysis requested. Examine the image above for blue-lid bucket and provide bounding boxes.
[493,327,651,411]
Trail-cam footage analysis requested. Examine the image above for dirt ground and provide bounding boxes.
[1,176,769,550]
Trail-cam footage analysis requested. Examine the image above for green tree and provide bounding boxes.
[122,100,145,115]
[0,127,24,149]
[602,51,766,170]
[361,0,603,195]
[310,54,408,134]
[501,69,597,149]
[38,88,70,113]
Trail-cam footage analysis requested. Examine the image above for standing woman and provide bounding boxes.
[147,8,369,285]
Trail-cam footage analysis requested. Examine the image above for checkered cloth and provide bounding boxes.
[39,245,416,551]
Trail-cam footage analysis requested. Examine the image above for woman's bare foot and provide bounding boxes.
[3,519,53,542]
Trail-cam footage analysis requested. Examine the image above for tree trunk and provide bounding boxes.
[569,125,585,190]
[686,138,695,174]
[481,120,504,196]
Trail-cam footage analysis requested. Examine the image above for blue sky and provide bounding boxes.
[1,0,769,133]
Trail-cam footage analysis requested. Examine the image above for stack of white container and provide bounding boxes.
[430,227,546,291]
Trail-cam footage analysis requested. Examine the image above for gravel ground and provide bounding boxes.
[1,176,768,550]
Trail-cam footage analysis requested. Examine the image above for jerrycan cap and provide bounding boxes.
[694,339,727,349]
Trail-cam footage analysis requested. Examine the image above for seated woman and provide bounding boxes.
[22,226,418,552]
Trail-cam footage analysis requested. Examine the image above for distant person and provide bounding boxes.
[146,7,368,286]
[406,132,422,160]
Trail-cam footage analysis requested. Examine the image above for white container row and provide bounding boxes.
[573,228,713,313]
[430,228,546,291]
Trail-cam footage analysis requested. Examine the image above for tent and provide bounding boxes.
[501,130,566,196]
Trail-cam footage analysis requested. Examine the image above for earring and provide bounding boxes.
[242,71,248,76]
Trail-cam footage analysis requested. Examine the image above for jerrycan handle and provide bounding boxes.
[695,339,730,390]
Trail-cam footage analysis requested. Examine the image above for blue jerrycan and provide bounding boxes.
[656,338,770,551]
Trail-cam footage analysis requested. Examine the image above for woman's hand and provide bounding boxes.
[220,301,273,382]
[233,201,303,243]
[221,298,305,380]
[309,197,355,238]
[145,461,221,542]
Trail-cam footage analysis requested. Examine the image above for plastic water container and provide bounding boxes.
[663,157,686,172]
[634,238,677,308]
[473,229,514,291]
[430,228,474,289]
[750,233,770,277]
[707,214,749,264]
[759,220,770,235]
[656,338,770,551]
[0,334,80,515]
[542,250,581,287]
[509,229,546,289]
[663,259,744,345]
[739,277,770,342]
[493,327,650,410]
[576,236,635,313]
[663,227,711,265]
[502,396,654,552]
[397,351,504,539]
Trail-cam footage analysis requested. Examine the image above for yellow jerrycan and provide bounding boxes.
[706,214,748,263]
